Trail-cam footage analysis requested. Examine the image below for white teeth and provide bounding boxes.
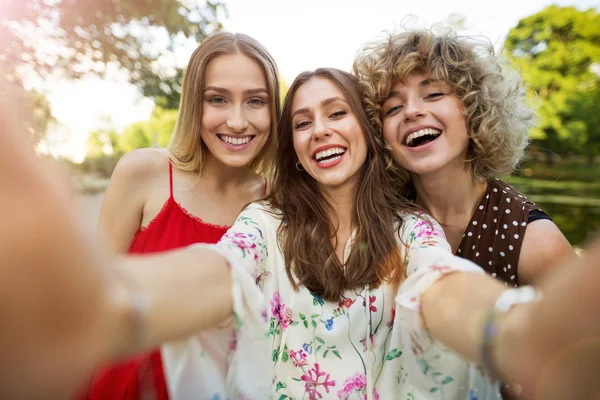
[405,128,441,146]
[314,147,346,162]
[220,135,252,145]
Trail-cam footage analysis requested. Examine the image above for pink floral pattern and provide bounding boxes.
[300,363,336,399]
[337,373,380,400]
[166,205,499,400]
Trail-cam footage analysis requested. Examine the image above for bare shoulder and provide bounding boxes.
[519,219,576,285]
[111,148,169,185]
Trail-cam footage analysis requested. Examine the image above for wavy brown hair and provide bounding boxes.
[266,68,414,301]
[353,29,534,181]
[166,32,280,176]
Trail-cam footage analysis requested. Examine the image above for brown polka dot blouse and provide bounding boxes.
[456,178,545,287]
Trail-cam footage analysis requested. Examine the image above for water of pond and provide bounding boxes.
[508,178,600,247]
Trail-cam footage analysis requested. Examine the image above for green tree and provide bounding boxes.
[504,6,600,157]
[1,0,225,94]
[25,90,56,144]
[117,106,178,152]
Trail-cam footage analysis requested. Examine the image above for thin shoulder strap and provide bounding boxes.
[262,177,269,197]
[168,161,174,198]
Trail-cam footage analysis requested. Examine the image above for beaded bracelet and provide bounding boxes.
[480,286,542,378]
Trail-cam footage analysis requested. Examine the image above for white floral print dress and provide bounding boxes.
[162,203,501,400]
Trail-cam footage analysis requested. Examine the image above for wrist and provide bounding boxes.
[480,286,541,381]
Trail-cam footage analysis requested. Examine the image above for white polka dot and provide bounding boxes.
[472,245,476,249]
[513,221,518,226]
[514,234,519,239]
[493,188,498,192]
[476,252,480,257]
[503,267,507,272]
[495,230,499,235]
[503,224,508,229]
[489,261,493,266]
[458,249,462,253]
[479,205,484,210]
[505,209,511,214]
[521,222,526,227]
[477,235,481,239]
[502,190,507,194]
[501,234,505,239]
[507,264,512,269]
[486,194,490,199]
[518,194,523,198]
[509,245,514,251]
[493,218,497,223]
[493,206,498,211]
[510,275,516,280]
[500,251,505,257]
[488,247,493,252]
[506,187,511,191]
[506,198,511,203]
[482,224,487,229]
[491,272,496,277]
[467,232,473,236]
[472,221,478,226]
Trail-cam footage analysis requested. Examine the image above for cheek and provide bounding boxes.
[250,108,271,133]
[382,120,398,147]
[292,132,312,161]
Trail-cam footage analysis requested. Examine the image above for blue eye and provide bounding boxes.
[249,97,266,106]
[208,96,226,104]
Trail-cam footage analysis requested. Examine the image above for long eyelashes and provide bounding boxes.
[383,92,447,117]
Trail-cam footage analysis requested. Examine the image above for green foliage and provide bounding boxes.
[117,106,178,152]
[25,89,56,144]
[1,0,225,92]
[504,6,600,156]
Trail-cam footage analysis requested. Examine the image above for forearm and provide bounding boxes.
[103,246,234,360]
[421,271,505,363]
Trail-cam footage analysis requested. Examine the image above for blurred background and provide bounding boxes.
[1,0,599,247]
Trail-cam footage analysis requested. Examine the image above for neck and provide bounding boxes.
[200,154,258,193]
[411,164,488,228]
[319,181,356,234]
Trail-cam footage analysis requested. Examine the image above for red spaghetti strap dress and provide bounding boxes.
[77,163,266,400]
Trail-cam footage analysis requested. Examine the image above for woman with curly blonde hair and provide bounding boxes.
[353,28,576,398]
[353,28,574,288]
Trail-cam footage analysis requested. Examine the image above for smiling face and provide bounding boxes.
[382,72,470,177]
[291,77,368,193]
[200,53,271,169]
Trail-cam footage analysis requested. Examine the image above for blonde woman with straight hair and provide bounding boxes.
[77,31,281,400]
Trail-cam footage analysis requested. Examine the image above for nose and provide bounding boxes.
[226,106,249,132]
[403,98,426,122]
[312,117,332,140]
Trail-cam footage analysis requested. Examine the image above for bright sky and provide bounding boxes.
[43,0,598,160]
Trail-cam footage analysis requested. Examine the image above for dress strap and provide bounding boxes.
[262,177,269,197]
[168,162,174,199]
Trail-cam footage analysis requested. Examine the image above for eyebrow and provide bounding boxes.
[204,86,269,95]
[387,78,443,98]
[291,96,348,118]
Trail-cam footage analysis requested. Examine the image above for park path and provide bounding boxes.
[78,192,104,232]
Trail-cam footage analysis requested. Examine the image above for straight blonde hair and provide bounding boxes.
[166,32,281,176]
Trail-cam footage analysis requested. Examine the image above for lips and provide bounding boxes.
[217,134,255,146]
[402,126,442,147]
[311,145,347,165]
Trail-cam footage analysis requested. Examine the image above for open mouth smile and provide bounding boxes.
[217,134,255,148]
[403,128,442,148]
[312,146,347,165]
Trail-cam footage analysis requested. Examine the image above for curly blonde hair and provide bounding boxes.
[353,29,534,180]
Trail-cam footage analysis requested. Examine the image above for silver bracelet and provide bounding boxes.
[480,286,542,377]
